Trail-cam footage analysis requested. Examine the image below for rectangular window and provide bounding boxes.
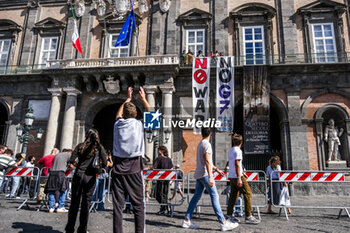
[312,23,337,63]
[243,26,265,65]
[0,39,11,74]
[109,34,130,58]
[39,37,59,65]
[186,29,205,57]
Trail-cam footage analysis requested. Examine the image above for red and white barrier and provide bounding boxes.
[64,169,74,178]
[279,172,344,182]
[212,171,259,181]
[143,170,177,180]
[5,167,33,177]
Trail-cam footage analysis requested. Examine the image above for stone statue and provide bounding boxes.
[324,118,344,162]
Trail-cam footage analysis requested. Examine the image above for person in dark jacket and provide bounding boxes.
[65,128,107,233]
[153,145,173,215]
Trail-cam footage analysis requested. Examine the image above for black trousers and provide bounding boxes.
[155,181,169,211]
[111,170,145,233]
[65,173,96,233]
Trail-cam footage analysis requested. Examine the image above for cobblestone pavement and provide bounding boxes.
[0,196,349,233]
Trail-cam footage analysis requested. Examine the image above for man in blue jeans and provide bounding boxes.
[182,128,239,231]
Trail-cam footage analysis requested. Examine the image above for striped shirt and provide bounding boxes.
[0,154,17,177]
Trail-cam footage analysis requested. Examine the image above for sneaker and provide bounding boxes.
[49,208,55,213]
[182,220,199,229]
[56,207,69,213]
[245,216,260,224]
[229,216,241,223]
[5,194,10,198]
[221,219,239,231]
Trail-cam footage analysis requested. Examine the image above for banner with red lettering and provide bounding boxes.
[192,57,210,134]
[216,56,234,132]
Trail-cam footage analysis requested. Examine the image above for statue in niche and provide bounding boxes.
[324,118,344,162]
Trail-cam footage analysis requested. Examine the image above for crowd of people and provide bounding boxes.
[180,49,225,65]
[0,86,292,232]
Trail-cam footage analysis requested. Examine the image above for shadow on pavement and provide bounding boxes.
[12,222,62,233]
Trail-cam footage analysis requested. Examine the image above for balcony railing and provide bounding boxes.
[0,53,349,75]
[46,55,179,69]
[180,52,350,67]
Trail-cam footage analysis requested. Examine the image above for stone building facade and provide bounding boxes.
[0,0,350,173]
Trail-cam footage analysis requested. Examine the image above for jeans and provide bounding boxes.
[185,176,225,223]
[0,176,3,191]
[10,177,21,197]
[49,190,67,209]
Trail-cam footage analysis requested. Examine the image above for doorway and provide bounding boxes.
[234,102,282,171]
[92,103,142,153]
[0,103,8,145]
[92,103,121,153]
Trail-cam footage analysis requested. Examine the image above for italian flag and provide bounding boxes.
[72,19,83,55]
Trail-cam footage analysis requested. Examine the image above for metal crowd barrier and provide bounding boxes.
[1,166,40,210]
[186,170,267,220]
[107,169,185,217]
[89,168,108,213]
[37,167,75,211]
[271,170,350,220]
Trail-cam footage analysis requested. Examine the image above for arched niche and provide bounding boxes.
[315,104,350,170]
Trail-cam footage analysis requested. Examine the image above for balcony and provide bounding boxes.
[0,53,349,75]
[179,52,350,67]
[46,55,179,69]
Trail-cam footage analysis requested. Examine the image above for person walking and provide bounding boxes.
[111,86,150,233]
[45,149,72,213]
[227,133,260,224]
[65,128,107,233]
[153,145,173,215]
[266,156,292,214]
[182,127,238,231]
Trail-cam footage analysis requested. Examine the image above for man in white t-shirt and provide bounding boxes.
[227,133,260,224]
[182,128,238,231]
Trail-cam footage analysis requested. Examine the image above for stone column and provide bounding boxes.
[43,88,62,155]
[160,85,175,158]
[60,87,81,150]
[287,89,309,170]
[143,85,158,163]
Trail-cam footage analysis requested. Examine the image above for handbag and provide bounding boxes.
[279,186,291,206]
[92,149,101,169]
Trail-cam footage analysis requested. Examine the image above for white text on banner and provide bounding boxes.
[192,57,210,134]
[216,56,234,132]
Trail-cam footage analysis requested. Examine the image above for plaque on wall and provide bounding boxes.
[28,100,51,120]
[243,66,270,154]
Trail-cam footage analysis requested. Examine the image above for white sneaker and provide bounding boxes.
[182,220,199,229]
[49,208,55,213]
[221,219,239,231]
[56,207,69,213]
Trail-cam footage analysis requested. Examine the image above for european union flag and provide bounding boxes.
[115,5,136,47]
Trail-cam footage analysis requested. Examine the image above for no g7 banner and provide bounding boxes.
[216,56,234,132]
